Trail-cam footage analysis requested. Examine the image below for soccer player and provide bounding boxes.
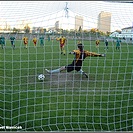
[32,35,37,47]
[0,35,5,49]
[104,39,109,50]
[56,35,67,55]
[116,38,121,51]
[95,39,100,48]
[45,43,105,78]
[39,35,44,46]
[10,36,15,49]
[0,35,2,49]
[48,35,50,41]
[23,36,28,49]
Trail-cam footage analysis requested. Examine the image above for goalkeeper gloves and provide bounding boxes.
[69,52,75,54]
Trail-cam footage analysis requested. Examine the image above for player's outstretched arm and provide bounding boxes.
[87,51,106,57]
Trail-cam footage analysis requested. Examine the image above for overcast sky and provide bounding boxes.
[0,1,133,32]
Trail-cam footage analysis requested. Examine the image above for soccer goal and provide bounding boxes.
[0,1,133,131]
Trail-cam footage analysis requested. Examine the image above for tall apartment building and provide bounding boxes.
[97,11,111,33]
[55,21,59,30]
[75,15,83,31]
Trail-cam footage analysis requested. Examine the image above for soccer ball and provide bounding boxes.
[38,74,45,81]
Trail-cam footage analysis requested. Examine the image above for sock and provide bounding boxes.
[63,49,66,54]
[79,69,84,74]
[51,68,60,73]
[61,49,63,54]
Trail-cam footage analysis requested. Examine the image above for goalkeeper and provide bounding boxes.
[45,42,105,78]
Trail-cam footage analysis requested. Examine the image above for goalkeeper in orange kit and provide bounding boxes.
[45,42,106,78]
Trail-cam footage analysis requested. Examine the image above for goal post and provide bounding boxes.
[0,1,133,131]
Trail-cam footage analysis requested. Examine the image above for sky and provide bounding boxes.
[0,1,133,32]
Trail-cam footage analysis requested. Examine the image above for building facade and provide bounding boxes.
[109,26,133,39]
[75,15,83,31]
[97,11,111,33]
[55,21,59,30]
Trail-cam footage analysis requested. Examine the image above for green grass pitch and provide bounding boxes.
[0,38,132,131]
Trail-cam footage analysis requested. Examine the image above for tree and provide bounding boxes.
[44,28,46,33]
[78,26,82,32]
[24,24,30,33]
[106,31,111,36]
[40,28,44,33]
[13,27,20,33]
[90,28,99,33]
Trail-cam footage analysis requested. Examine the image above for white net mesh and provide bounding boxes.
[0,1,132,131]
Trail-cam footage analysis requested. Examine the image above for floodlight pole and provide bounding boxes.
[64,2,69,18]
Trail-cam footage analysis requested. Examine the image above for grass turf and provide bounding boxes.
[0,38,132,131]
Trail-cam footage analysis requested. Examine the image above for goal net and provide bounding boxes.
[0,1,132,131]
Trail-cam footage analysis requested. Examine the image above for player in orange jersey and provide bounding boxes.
[56,35,67,55]
[95,39,100,48]
[23,36,28,49]
[33,35,37,47]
